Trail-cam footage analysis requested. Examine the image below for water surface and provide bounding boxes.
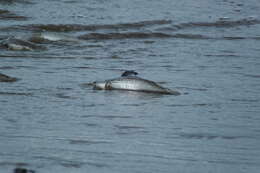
[0,0,260,172]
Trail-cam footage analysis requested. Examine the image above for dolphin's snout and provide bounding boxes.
[92,81,106,90]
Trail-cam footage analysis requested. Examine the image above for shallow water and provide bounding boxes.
[0,0,260,172]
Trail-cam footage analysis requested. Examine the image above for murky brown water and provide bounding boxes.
[0,0,260,172]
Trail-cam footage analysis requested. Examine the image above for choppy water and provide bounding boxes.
[1,0,260,172]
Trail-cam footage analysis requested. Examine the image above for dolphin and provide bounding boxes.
[92,71,180,95]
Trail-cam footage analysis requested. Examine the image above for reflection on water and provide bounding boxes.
[0,0,260,173]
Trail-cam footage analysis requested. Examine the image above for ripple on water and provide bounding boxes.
[241,73,260,78]
[157,18,260,31]
[0,162,29,167]
[32,155,109,168]
[0,66,16,70]
[0,92,33,96]
[12,20,172,32]
[69,139,112,145]
[114,125,148,135]
[80,114,132,120]
[175,87,208,91]
[54,93,77,99]
[0,9,28,21]
[230,98,259,103]
[178,133,252,140]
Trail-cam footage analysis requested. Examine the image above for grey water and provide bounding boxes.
[0,0,260,172]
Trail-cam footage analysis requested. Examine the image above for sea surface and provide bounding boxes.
[0,0,260,172]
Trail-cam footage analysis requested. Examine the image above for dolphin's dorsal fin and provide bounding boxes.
[121,70,138,77]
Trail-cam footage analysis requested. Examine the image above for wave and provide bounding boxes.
[171,34,210,39]
[0,9,27,21]
[3,18,259,33]
[39,31,259,41]
[78,32,172,40]
[0,92,32,96]
[17,20,171,32]
[222,36,260,40]
[179,132,251,140]
[158,18,260,31]
[0,0,33,5]
[78,32,212,40]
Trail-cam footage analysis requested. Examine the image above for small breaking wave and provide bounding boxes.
[0,37,46,51]
[28,32,79,43]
